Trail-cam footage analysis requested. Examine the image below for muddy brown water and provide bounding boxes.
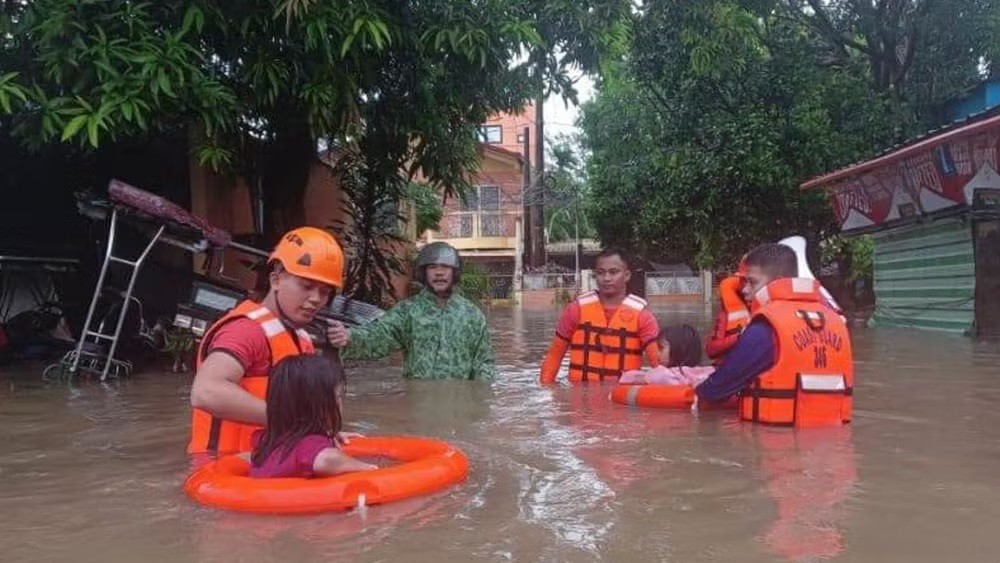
[1,305,999,562]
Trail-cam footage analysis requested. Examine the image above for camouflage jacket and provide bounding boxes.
[343,289,497,381]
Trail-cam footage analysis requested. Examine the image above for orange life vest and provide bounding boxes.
[187,300,315,455]
[705,275,750,363]
[739,278,854,428]
[568,291,647,383]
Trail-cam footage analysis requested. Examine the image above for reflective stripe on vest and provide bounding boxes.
[739,278,854,427]
[187,300,315,455]
[568,291,646,383]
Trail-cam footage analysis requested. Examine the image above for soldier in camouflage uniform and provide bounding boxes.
[331,242,497,381]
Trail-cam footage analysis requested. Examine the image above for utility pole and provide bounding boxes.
[521,126,532,272]
[531,98,546,267]
[574,196,581,292]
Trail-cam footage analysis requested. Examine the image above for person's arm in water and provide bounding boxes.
[695,319,776,403]
[540,301,580,384]
[469,312,498,381]
[540,338,569,384]
[189,321,269,425]
[313,447,377,476]
[341,302,409,360]
[190,353,265,425]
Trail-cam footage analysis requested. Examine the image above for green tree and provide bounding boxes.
[581,0,907,270]
[406,182,443,236]
[543,136,594,243]
[774,0,998,117]
[1,0,630,303]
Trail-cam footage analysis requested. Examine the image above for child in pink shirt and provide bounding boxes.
[619,324,715,387]
[250,355,376,478]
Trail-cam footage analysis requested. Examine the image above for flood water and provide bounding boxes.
[2,305,1000,562]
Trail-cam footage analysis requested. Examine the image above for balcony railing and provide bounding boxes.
[439,211,519,239]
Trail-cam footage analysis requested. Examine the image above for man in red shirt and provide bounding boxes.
[187,227,351,455]
[540,248,660,384]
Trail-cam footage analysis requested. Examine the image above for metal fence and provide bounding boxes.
[523,272,579,290]
[644,272,703,296]
[484,275,515,300]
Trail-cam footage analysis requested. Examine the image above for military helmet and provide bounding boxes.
[415,242,461,284]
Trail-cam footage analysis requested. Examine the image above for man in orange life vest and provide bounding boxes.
[188,227,350,455]
[540,247,660,384]
[695,243,854,427]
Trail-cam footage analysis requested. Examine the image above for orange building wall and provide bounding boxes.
[437,146,524,240]
[481,104,536,167]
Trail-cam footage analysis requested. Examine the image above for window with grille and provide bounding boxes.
[478,186,502,236]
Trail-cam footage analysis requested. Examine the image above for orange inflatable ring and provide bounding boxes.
[610,384,695,409]
[610,385,740,410]
[184,436,469,515]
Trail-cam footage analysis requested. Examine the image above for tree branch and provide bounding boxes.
[801,0,879,58]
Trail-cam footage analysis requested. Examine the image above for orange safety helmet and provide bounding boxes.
[269,227,345,289]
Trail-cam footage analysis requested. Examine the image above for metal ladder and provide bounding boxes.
[63,208,164,381]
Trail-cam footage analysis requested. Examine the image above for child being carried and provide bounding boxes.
[619,324,714,387]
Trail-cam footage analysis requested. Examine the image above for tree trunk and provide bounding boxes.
[261,117,315,243]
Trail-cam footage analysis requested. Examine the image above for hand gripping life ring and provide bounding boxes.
[609,384,695,409]
[184,436,469,515]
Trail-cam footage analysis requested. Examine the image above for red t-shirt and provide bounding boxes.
[203,318,271,375]
[249,431,333,478]
[555,300,660,346]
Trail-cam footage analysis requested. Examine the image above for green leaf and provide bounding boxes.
[87,119,100,147]
[374,20,390,44]
[367,21,383,50]
[61,115,88,141]
[340,33,356,58]
[134,107,147,130]
[158,68,174,96]
[181,5,204,37]
[352,16,366,35]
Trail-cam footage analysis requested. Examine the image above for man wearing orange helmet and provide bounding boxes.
[187,227,350,456]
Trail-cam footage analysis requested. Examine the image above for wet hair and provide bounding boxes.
[744,243,798,279]
[595,246,631,269]
[658,324,703,367]
[251,354,344,467]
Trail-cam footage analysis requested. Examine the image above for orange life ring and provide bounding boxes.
[610,384,695,409]
[610,385,740,410]
[184,436,469,515]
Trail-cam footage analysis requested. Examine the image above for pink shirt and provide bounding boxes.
[555,300,660,346]
[619,365,716,386]
[249,431,333,478]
